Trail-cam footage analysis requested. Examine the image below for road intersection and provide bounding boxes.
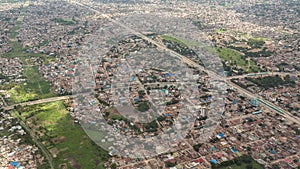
[71,0,300,125]
[2,1,299,126]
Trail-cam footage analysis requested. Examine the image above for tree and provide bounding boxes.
[138,90,145,96]
[192,143,202,151]
[157,116,166,122]
[137,102,150,112]
[110,163,117,169]
[104,111,110,117]
[246,165,253,169]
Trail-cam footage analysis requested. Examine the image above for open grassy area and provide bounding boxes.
[215,28,227,33]
[208,47,261,73]
[6,65,54,103]
[0,0,26,3]
[2,5,55,104]
[51,18,77,25]
[9,25,20,39]
[218,2,233,7]
[17,101,109,169]
[4,38,50,59]
[247,37,266,48]
[161,35,260,73]
[250,36,269,42]
[161,35,188,47]
[161,35,204,47]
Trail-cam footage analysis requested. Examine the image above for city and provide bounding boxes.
[0,0,299,169]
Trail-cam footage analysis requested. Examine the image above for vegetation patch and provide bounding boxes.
[215,28,227,33]
[16,101,109,169]
[246,75,295,89]
[3,16,55,104]
[6,65,54,104]
[0,0,26,3]
[9,25,20,39]
[51,18,77,25]
[211,155,264,169]
[209,47,261,73]
[137,101,150,112]
[247,37,266,48]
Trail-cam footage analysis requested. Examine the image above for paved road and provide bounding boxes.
[1,1,297,125]
[227,80,300,124]
[0,2,297,168]
[3,95,72,111]
[18,119,54,169]
[4,0,55,168]
[0,95,8,107]
[270,153,300,165]
[71,0,300,125]
[227,72,300,80]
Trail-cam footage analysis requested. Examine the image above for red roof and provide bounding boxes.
[284,158,291,163]
[194,158,205,163]
[168,159,176,163]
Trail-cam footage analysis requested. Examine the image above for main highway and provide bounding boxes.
[2,95,73,111]
[69,0,300,125]
[227,72,300,80]
[2,1,299,125]
[0,2,297,168]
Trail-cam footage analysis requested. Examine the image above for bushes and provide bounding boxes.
[137,102,150,112]
[246,75,293,89]
[211,155,264,169]
[247,38,265,48]
[193,143,203,151]
[144,120,158,132]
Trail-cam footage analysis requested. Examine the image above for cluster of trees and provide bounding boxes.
[166,98,179,106]
[246,75,295,89]
[157,116,166,122]
[51,18,77,25]
[247,38,265,48]
[137,102,150,112]
[98,99,110,106]
[209,137,219,143]
[192,143,203,151]
[211,155,263,169]
[144,120,158,133]
[0,73,8,80]
[276,62,288,72]
[197,116,208,121]
[165,160,177,168]
[245,48,273,58]
[162,38,197,57]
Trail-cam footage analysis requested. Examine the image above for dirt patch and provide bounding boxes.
[67,157,81,169]
[51,136,66,144]
[49,147,59,158]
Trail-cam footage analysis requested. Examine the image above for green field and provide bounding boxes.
[0,0,26,3]
[215,28,227,33]
[6,65,54,103]
[161,35,203,47]
[4,36,51,60]
[51,18,77,25]
[161,35,260,73]
[2,7,55,104]
[17,101,109,169]
[161,35,188,47]
[9,25,20,39]
[207,47,261,73]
